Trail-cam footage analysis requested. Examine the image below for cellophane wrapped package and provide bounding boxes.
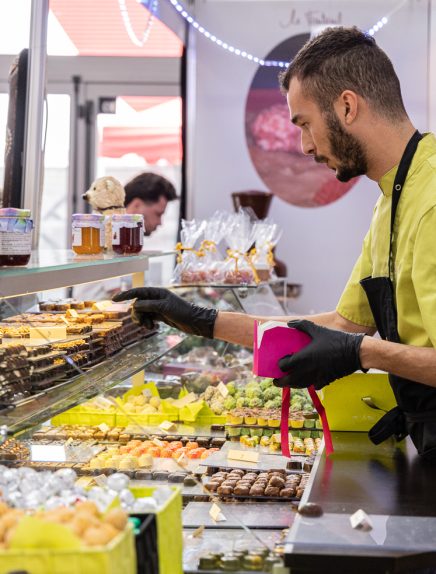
[220,210,258,285]
[250,220,283,281]
[196,211,230,283]
[172,219,205,284]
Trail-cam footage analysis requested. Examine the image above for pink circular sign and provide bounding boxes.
[245,34,358,207]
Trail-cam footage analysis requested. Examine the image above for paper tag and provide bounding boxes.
[192,525,205,538]
[66,309,79,319]
[217,382,229,398]
[159,420,176,432]
[98,423,110,433]
[177,452,188,468]
[93,301,112,311]
[172,392,197,408]
[350,509,373,531]
[209,502,226,522]
[65,437,74,446]
[153,438,165,448]
[28,326,67,341]
[75,476,95,488]
[94,474,108,487]
[227,449,259,463]
[93,396,114,410]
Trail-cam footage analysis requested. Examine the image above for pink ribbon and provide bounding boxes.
[280,386,334,458]
[280,387,291,457]
[308,385,334,456]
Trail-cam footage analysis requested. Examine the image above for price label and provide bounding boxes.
[93,301,111,311]
[209,502,226,522]
[94,474,108,487]
[29,326,67,341]
[177,452,188,468]
[159,420,177,432]
[173,392,197,408]
[66,309,79,319]
[217,382,229,398]
[227,449,259,463]
[94,396,114,409]
[98,423,110,433]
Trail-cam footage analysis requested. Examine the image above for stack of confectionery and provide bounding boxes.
[0,344,32,402]
[205,469,309,500]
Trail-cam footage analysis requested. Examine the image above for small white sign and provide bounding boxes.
[159,420,177,432]
[217,382,229,398]
[227,449,259,463]
[209,502,226,522]
[350,509,373,531]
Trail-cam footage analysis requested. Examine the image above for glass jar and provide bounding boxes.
[111,214,143,254]
[72,213,105,255]
[0,208,33,266]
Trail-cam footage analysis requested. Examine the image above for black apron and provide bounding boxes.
[360,130,436,460]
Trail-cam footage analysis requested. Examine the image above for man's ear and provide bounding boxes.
[335,90,358,125]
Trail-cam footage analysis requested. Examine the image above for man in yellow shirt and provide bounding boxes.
[115,27,436,458]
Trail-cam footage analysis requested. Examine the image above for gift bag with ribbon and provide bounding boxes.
[221,210,259,285]
[250,220,283,282]
[172,219,205,284]
[197,211,230,284]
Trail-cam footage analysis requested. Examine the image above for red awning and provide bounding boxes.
[100,126,182,163]
[50,0,183,57]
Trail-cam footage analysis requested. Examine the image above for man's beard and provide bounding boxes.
[316,111,368,182]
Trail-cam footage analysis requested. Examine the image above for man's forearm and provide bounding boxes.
[213,310,367,347]
[360,336,436,387]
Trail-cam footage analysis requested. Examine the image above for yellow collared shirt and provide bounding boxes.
[337,133,436,348]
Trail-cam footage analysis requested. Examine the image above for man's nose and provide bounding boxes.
[301,132,315,156]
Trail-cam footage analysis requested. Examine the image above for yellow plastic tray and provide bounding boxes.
[130,486,182,574]
[115,412,178,427]
[51,409,116,427]
[0,525,136,574]
[321,372,396,431]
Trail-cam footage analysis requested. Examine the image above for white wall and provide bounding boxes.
[188,0,429,314]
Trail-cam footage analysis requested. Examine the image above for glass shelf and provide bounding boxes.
[0,328,186,436]
[0,249,173,299]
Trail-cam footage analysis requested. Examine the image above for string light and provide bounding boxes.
[164,0,406,67]
[119,0,159,48]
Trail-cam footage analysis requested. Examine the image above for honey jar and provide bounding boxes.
[0,208,33,266]
[72,213,105,255]
[111,214,143,254]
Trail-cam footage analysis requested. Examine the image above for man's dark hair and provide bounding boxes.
[279,26,407,121]
[124,172,177,206]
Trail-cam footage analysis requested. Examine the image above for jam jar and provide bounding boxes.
[72,213,105,255]
[0,208,33,266]
[111,214,143,254]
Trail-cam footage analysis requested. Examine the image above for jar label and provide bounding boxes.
[72,227,81,246]
[0,231,32,255]
[112,225,120,246]
[111,221,143,247]
[72,222,105,247]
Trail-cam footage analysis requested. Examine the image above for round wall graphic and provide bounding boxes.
[245,34,358,207]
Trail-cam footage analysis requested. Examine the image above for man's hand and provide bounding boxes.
[112,287,218,338]
[274,319,367,390]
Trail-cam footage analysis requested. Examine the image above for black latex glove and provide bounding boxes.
[274,319,367,390]
[112,287,218,338]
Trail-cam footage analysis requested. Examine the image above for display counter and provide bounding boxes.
[285,432,436,573]
[5,253,433,573]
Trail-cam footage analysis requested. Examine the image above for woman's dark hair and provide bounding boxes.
[124,172,177,206]
[279,26,407,121]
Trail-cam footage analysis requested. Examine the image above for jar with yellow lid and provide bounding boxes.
[72,213,105,255]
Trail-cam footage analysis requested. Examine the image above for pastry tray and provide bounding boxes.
[182,501,296,529]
